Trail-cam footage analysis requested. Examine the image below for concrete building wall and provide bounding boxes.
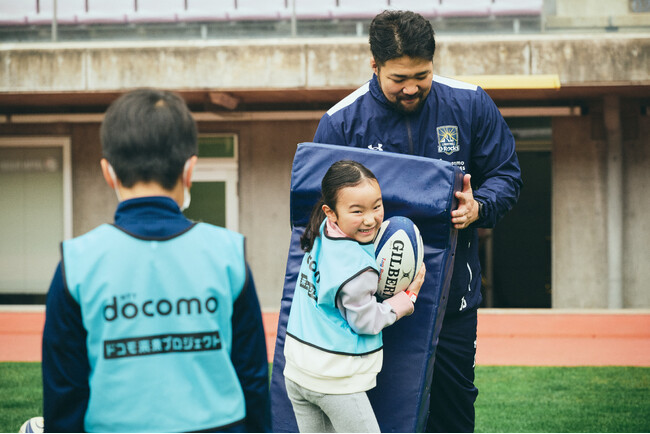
[69,124,115,235]
[552,100,650,308]
[1,32,649,309]
[0,118,318,309]
[7,119,317,310]
[552,114,609,307]
[235,119,319,310]
[2,34,649,92]
[622,101,650,308]
[2,109,649,310]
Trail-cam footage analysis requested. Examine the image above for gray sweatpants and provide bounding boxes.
[285,377,381,433]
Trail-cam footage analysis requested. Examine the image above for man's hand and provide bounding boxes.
[451,174,479,230]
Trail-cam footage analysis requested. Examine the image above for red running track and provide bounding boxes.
[2,308,649,366]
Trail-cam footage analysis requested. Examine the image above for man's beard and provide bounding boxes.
[376,74,429,113]
[388,94,426,113]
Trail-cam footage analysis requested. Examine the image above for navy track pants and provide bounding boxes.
[426,308,479,433]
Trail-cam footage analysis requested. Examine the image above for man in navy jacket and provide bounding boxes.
[314,10,522,432]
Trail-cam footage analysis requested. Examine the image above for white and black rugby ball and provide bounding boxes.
[373,216,424,299]
[19,417,44,433]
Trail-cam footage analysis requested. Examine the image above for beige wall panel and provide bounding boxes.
[3,34,649,93]
[306,41,370,87]
[70,124,115,236]
[530,35,650,83]
[623,105,650,308]
[238,119,320,310]
[434,38,532,76]
[0,45,87,92]
[0,49,86,91]
[552,116,609,308]
[86,42,308,89]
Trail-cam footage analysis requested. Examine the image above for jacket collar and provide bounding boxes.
[369,74,392,108]
[114,196,193,238]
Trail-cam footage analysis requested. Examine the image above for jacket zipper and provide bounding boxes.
[406,118,414,154]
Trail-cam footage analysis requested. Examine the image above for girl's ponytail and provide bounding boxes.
[300,198,327,252]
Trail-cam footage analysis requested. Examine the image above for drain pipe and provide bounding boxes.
[604,95,624,309]
[51,0,58,42]
[290,0,297,37]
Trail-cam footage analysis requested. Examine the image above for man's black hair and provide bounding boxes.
[369,10,436,66]
[100,88,197,190]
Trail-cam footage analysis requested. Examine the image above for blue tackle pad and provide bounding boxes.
[271,143,463,432]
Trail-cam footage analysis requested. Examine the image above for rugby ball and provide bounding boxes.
[19,417,44,433]
[373,216,424,299]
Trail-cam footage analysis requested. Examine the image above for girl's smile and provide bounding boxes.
[323,178,384,244]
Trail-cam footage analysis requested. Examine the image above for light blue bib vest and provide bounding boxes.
[286,220,382,355]
[63,223,247,433]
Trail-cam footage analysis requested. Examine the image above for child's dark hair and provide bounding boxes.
[100,88,197,190]
[300,160,379,252]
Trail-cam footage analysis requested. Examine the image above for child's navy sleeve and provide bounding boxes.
[230,264,271,433]
[42,262,90,433]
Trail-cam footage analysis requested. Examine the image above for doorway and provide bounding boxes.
[480,118,552,308]
[0,136,72,300]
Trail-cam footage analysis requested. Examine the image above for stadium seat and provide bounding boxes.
[386,0,437,19]
[0,1,35,25]
[291,0,336,20]
[331,0,389,20]
[129,0,184,23]
[177,0,233,22]
[437,0,491,17]
[491,0,543,16]
[80,0,134,24]
[228,0,288,21]
[27,0,85,25]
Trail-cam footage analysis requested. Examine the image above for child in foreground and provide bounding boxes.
[41,88,270,433]
[283,160,426,433]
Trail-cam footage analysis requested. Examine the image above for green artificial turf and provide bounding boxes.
[0,362,42,433]
[474,366,650,432]
[1,362,648,433]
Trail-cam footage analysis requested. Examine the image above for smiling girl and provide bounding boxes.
[283,160,426,433]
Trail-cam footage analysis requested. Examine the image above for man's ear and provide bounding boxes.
[100,158,117,189]
[370,57,378,75]
[183,155,199,188]
[322,203,337,223]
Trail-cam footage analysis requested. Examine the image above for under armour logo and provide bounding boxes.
[368,144,384,151]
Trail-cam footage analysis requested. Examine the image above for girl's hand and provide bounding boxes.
[406,263,426,296]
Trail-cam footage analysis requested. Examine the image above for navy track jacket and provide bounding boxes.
[314,74,523,314]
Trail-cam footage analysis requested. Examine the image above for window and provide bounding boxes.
[183,134,239,231]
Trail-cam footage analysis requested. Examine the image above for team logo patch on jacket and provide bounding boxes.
[437,125,459,155]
